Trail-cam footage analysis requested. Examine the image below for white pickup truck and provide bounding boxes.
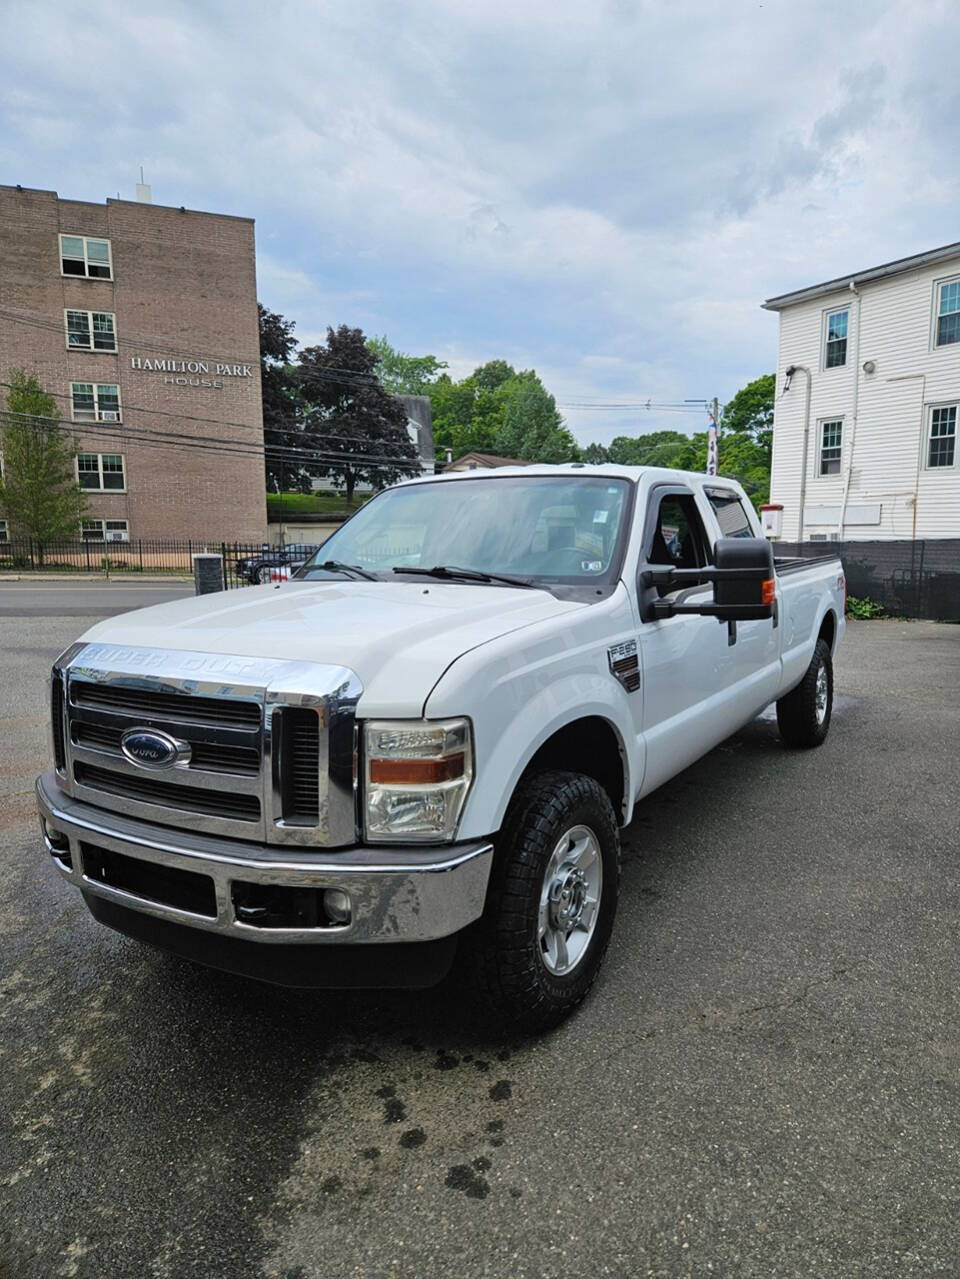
[38,466,845,1029]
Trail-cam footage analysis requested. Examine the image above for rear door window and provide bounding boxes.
[706,489,754,539]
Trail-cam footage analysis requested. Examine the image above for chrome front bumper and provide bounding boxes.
[37,772,494,946]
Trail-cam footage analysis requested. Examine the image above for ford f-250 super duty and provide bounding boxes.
[37,466,845,1029]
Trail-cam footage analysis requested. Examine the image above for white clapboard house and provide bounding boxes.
[763,241,960,541]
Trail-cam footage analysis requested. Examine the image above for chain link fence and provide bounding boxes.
[776,539,960,621]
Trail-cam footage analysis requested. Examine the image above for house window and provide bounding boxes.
[819,419,843,475]
[0,519,7,544]
[824,309,848,368]
[65,310,117,352]
[928,405,957,469]
[76,453,126,491]
[71,383,121,422]
[59,234,112,279]
[934,279,960,349]
[81,519,129,541]
[706,488,754,538]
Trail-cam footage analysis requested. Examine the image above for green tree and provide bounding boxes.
[722,373,775,452]
[494,371,577,462]
[428,363,575,464]
[607,430,692,467]
[367,336,448,396]
[471,359,516,393]
[429,373,503,460]
[294,326,420,505]
[0,371,86,550]
[259,303,300,491]
[581,442,610,463]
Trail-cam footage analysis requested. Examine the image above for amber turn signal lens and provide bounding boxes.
[761,578,776,606]
[368,753,466,785]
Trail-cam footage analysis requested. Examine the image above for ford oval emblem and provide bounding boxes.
[120,728,189,770]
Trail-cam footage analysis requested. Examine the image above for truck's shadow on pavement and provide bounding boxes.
[145,704,850,1051]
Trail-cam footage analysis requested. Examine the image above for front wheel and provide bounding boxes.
[776,637,833,748]
[460,770,620,1032]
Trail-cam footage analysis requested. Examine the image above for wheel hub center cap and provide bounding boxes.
[549,868,588,930]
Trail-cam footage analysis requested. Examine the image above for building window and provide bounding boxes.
[60,234,112,280]
[0,519,7,544]
[71,383,121,422]
[65,310,117,352]
[927,405,957,469]
[81,519,129,541]
[706,488,754,538]
[934,279,960,349]
[824,309,848,369]
[819,419,843,475]
[76,453,126,491]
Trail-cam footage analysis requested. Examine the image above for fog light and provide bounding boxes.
[41,818,69,854]
[324,887,351,925]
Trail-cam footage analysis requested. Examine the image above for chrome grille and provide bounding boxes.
[74,762,261,822]
[53,643,362,846]
[72,681,260,728]
[71,721,260,775]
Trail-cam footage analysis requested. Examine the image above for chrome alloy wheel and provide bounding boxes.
[538,824,603,976]
[815,661,829,724]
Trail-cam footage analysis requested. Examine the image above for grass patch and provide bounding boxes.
[267,490,367,516]
[263,488,368,514]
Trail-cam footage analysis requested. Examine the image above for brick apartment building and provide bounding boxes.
[0,184,266,545]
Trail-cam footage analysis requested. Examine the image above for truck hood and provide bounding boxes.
[79,579,584,717]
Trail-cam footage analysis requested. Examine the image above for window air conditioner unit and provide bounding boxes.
[105,529,129,543]
[101,411,121,422]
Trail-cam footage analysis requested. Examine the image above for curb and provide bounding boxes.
[0,574,193,583]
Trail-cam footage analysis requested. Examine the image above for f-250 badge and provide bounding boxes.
[607,639,640,693]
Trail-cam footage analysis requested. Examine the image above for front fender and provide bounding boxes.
[430,671,641,841]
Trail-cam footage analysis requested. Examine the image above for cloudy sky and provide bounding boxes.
[2,0,957,446]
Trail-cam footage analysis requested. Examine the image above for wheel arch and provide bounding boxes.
[517,716,627,823]
[818,608,838,653]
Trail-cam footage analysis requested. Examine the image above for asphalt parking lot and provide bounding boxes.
[1,583,959,1278]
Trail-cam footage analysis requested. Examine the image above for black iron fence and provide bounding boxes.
[776,539,960,622]
[0,537,326,590]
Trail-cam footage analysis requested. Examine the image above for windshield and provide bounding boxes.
[299,476,633,586]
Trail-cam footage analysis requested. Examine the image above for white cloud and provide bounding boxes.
[1,0,956,445]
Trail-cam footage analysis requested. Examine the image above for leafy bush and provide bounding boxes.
[846,595,884,619]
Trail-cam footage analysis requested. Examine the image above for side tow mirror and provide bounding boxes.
[642,536,775,622]
[712,537,776,620]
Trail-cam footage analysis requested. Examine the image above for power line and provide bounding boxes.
[0,379,421,456]
[0,406,425,470]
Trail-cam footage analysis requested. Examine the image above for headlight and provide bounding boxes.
[363,718,473,843]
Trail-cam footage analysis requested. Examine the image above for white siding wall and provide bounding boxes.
[769,258,960,540]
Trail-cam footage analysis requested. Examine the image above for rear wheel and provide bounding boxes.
[776,637,833,748]
[461,770,620,1032]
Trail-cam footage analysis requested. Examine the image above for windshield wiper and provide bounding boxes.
[392,564,535,589]
[314,559,376,581]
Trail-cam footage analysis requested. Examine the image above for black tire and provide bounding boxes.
[460,770,620,1033]
[255,565,271,584]
[776,637,833,748]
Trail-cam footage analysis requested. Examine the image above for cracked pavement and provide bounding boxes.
[1,585,959,1277]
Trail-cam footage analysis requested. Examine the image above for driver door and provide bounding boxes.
[631,486,739,797]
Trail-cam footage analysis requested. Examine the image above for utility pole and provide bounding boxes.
[706,397,719,476]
